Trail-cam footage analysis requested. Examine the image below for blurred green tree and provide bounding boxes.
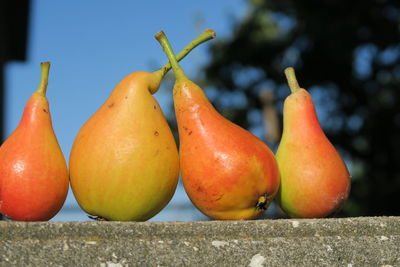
[201,0,400,216]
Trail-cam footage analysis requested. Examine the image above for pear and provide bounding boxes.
[155,31,280,220]
[276,67,351,218]
[0,62,69,221]
[69,30,215,221]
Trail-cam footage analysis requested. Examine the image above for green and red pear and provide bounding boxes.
[276,67,351,218]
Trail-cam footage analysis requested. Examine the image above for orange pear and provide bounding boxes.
[155,31,280,220]
[69,30,215,221]
[276,67,351,218]
[0,62,69,221]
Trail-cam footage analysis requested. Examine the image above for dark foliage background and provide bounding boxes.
[199,0,400,216]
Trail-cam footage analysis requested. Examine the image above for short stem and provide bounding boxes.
[155,31,187,81]
[36,62,51,96]
[284,67,301,93]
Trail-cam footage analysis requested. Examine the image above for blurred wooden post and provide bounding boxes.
[259,89,280,145]
[0,1,30,220]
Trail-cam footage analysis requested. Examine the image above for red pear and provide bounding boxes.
[276,67,351,218]
[156,31,280,220]
[0,62,69,221]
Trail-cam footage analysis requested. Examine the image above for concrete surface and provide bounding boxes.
[0,216,399,266]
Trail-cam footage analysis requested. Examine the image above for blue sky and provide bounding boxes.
[4,1,248,221]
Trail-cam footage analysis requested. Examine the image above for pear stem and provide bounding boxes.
[155,31,187,81]
[36,62,50,96]
[284,67,301,93]
[157,29,215,78]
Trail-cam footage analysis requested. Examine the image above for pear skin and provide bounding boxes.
[276,67,350,218]
[0,62,69,221]
[156,31,280,220]
[69,30,215,221]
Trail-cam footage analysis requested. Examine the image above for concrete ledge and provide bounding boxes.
[1,217,399,266]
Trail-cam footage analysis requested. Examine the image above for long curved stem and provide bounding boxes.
[157,29,215,78]
[284,67,301,93]
[36,62,51,96]
[155,31,187,81]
